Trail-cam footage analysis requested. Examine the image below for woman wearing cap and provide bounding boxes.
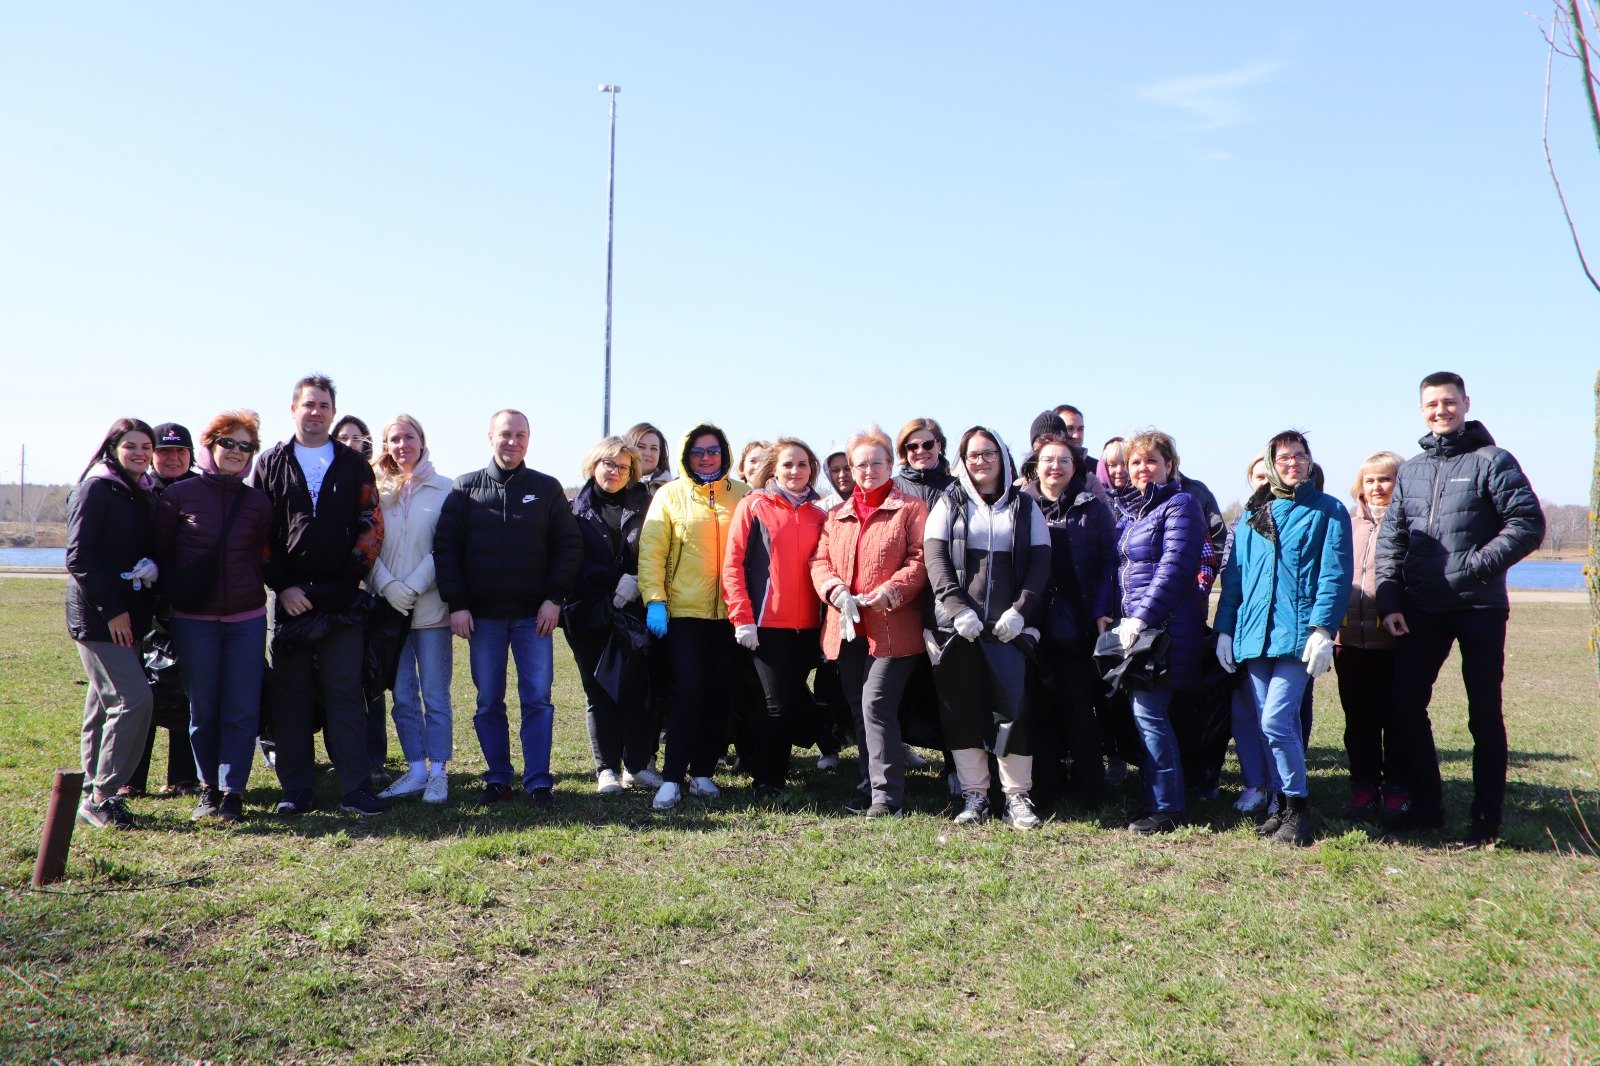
[366,415,456,805]
[811,425,929,817]
[722,438,829,797]
[638,423,748,810]
[926,426,1051,830]
[153,411,275,822]
[1214,430,1352,846]
[67,418,160,830]
[1111,429,1210,835]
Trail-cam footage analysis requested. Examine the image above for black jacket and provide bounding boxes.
[1024,478,1118,646]
[1375,421,1545,615]
[65,465,156,643]
[434,461,582,619]
[252,439,383,612]
[563,480,650,634]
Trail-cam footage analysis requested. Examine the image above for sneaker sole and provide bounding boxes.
[339,804,389,817]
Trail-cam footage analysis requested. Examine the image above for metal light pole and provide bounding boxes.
[599,84,621,436]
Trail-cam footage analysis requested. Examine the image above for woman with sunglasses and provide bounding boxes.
[639,423,748,809]
[153,411,275,822]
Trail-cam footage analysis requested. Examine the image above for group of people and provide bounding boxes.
[65,371,1544,849]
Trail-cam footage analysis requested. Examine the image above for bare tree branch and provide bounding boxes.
[1544,0,1600,292]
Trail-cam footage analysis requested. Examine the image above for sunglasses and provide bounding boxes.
[904,440,939,454]
[216,437,259,453]
[688,446,723,459]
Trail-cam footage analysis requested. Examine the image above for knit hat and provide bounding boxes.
[1028,410,1067,446]
[152,422,194,452]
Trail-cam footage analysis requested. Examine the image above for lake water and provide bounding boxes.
[0,548,1587,591]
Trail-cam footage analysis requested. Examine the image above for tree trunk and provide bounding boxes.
[1591,372,1600,719]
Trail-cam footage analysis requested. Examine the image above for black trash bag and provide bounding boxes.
[593,603,650,707]
[1092,626,1171,693]
[932,633,1031,757]
[141,625,191,730]
[271,591,374,659]
[363,599,413,695]
[1172,630,1244,796]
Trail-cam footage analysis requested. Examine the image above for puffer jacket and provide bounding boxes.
[1375,421,1544,615]
[153,471,273,619]
[722,486,827,629]
[370,467,453,628]
[434,460,582,620]
[638,425,748,620]
[893,459,957,510]
[564,480,650,633]
[810,487,929,660]
[1115,479,1209,689]
[1339,504,1393,650]
[65,464,157,643]
[1024,477,1117,646]
[1213,481,1353,661]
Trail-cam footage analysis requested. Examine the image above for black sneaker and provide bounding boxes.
[1453,818,1500,851]
[339,786,389,817]
[1128,812,1182,835]
[276,790,315,817]
[79,795,137,830]
[1270,797,1316,847]
[479,782,516,806]
[1256,793,1289,837]
[863,801,905,818]
[191,786,222,821]
[528,786,557,810]
[953,791,990,826]
[1382,803,1446,834]
[843,788,872,815]
[751,782,782,800]
[217,792,245,824]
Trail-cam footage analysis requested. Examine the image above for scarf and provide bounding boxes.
[1246,442,1304,542]
[379,454,437,517]
[775,486,811,508]
[853,480,893,524]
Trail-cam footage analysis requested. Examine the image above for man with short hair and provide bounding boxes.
[434,409,582,809]
[1053,404,1096,477]
[253,374,388,816]
[1376,371,1544,847]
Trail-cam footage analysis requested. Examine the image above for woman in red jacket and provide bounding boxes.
[721,437,829,797]
[810,425,930,817]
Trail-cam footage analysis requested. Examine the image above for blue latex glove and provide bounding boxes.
[646,601,669,638]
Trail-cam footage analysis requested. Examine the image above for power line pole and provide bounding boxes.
[599,83,621,437]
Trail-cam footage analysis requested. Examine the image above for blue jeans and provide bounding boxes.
[1230,683,1272,790]
[392,626,454,766]
[169,615,266,795]
[1244,656,1312,798]
[1129,682,1184,814]
[469,616,554,791]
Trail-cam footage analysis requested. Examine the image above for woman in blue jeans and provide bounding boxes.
[153,410,274,822]
[1214,430,1352,846]
[370,415,455,805]
[1111,430,1209,836]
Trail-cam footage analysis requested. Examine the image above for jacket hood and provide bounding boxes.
[677,423,733,484]
[85,460,156,494]
[1420,420,1495,458]
[195,441,257,480]
[954,427,1018,507]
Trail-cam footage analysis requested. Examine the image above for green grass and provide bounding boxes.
[2,576,1598,1064]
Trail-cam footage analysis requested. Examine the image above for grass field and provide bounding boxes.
[2,576,1598,1064]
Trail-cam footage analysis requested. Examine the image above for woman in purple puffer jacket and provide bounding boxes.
[1111,429,1209,835]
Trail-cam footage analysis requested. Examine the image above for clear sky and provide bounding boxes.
[3,3,1596,506]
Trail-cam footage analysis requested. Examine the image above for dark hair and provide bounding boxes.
[79,418,157,483]
[292,374,337,408]
[956,426,1001,460]
[1033,430,1073,451]
[1267,429,1311,463]
[1419,371,1465,394]
[331,415,373,461]
[1054,404,1083,420]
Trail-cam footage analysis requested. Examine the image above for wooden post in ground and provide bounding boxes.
[32,768,84,887]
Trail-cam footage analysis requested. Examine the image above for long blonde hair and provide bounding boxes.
[373,414,429,499]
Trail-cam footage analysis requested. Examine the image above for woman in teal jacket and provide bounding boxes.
[1214,430,1352,846]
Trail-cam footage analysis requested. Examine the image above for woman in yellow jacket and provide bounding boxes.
[639,423,749,810]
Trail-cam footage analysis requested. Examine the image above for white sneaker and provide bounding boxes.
[379,767,428,800]
[622,767,665,789]
[422,773,449,805]
[816,753,840,771]
[652,781,681,810]
[688,776,721,798]
[596,769,623,795]
[903,745,930,770]
[1234,786,1269,813]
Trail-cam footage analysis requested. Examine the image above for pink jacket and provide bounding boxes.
[809,489,928,660]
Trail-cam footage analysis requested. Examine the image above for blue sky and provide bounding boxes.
[2,3,1595,505]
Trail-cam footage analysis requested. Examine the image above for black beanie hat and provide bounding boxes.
[1028,410,1067,446]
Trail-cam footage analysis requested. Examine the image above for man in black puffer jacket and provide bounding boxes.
[1375,371,1544,848]
[434,409,582,809]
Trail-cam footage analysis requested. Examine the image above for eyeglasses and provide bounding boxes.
[904,439,939,454]
[1274,453,1310,467]
[1038,456,1074,468]
[689,446,723,459]
[852,459,888,473]
[596,458,630,474]
[216,437,259,453]
[965,450,999,463]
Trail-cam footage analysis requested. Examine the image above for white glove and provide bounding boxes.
[993,607,1024,643]
[922,628,943,666]
[952,609,983,642]
[613,573,639,608]
[382,581,417,614]
[1115,617,1145,653]
[122,557,160,589]
[1215,633,1236,674]
[1302,627,1335,679]
[837,594,861,643]
[734,624,760,650]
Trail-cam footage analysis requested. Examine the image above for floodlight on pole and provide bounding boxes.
[599,84,621,436]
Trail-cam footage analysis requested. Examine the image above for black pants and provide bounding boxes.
[128,718,199,792]
[663,618,737,782]
[270,622,370,796]
[364,689,388,770]
[744,628,821,788]
[1389,608,1509,827]
[1032,641,1106,801]
[569,625,655,775]
[1335,645,1397,787]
